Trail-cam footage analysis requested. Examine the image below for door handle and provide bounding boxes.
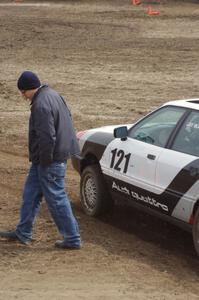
[147,154,156,160]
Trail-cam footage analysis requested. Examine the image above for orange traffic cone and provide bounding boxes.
[145,5,160,15]
[132,0,141,6]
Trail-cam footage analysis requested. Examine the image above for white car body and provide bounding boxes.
[73,99,199,234]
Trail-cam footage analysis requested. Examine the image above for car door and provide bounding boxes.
[104,137,163,193]
[155,110,199,221]
[101,105,187,206]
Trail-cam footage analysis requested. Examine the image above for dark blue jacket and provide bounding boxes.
[29,85,80,166]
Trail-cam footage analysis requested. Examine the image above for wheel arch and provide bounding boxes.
[192,199,199,256]
[80,152,100,174]
[193,200,199,217]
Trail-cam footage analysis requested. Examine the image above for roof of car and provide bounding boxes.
[163,99,199,110]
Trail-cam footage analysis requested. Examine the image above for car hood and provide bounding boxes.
[84,124,133,135]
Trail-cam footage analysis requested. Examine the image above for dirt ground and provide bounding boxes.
[0,0,199,299]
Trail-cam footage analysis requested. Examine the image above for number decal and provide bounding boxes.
[110,148,131,173]
[110,148,117,169]
[114,150,124,172]
[123,153,131,173]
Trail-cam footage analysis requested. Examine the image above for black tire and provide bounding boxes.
[193,207,199,256]
[80,164,113,216]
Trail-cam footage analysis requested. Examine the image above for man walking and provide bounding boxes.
[0,71,81,249]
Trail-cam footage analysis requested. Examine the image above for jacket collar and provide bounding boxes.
[30,85,48,105]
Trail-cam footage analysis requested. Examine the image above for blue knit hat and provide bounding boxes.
[17,71,41,91]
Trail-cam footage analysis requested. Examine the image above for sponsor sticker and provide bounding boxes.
[112,181,168,212]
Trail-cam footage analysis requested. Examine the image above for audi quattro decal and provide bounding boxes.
[112,180,168,212]
[104,157,199,218]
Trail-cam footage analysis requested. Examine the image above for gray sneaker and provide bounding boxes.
[0,231,19,240]
[0,231,28,244]
[55,240,81,250]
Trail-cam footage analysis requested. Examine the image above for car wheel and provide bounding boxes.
[192,207,199,256]
[80,164,113,216]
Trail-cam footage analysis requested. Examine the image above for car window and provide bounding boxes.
[128,106,186,147]
[172,111,199,157]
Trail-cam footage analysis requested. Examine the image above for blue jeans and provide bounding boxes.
[16,162,81,247]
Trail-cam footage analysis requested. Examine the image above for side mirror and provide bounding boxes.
[114,126,128,141]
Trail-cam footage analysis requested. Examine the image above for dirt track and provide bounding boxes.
[0,1,199,299]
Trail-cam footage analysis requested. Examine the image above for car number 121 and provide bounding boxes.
[110,148,131,174]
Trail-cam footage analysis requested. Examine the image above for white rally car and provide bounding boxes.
[72,99,199,256]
